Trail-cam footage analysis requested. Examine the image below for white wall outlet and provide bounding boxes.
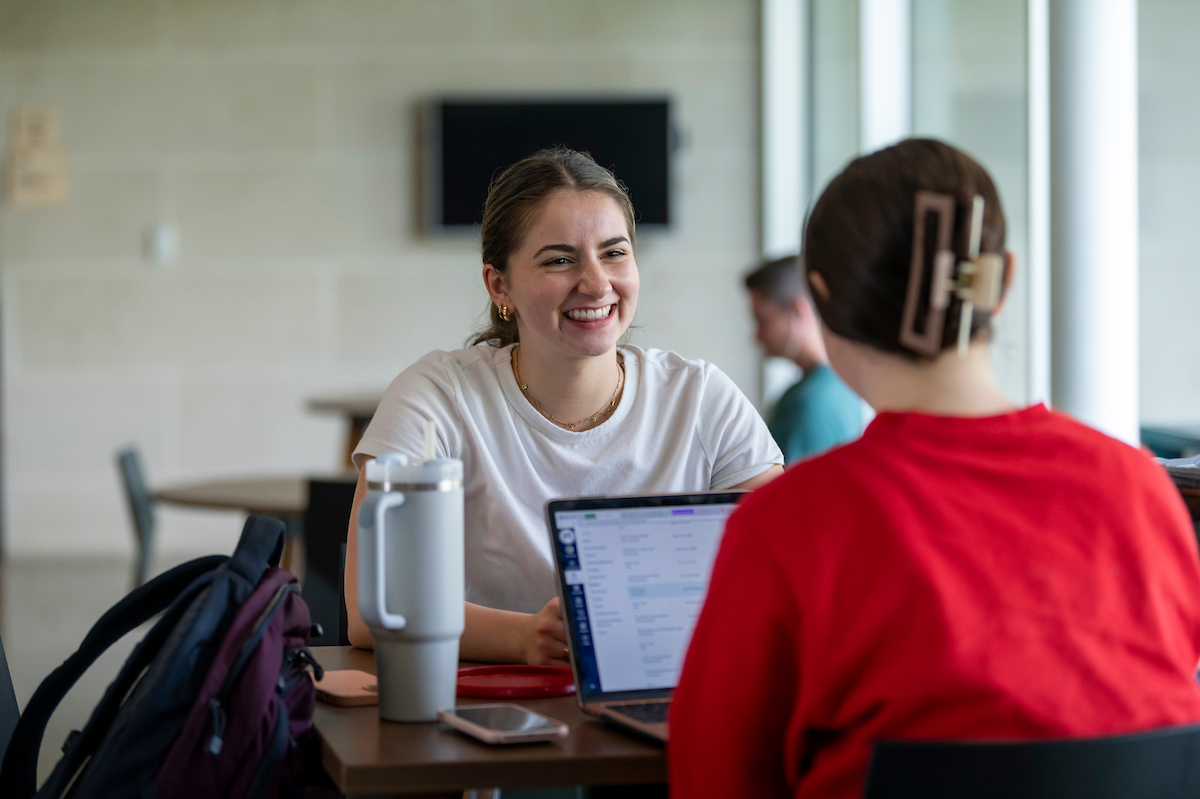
[146,222,179,266]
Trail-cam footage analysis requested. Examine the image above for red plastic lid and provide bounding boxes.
[456,665,575,698]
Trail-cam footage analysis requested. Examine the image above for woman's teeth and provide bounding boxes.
[566,305,614,321]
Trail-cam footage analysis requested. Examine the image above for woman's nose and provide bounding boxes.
[577,258,611,296]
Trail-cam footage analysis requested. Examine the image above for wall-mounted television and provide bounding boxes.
[423,98,672,234]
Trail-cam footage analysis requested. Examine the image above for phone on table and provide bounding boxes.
[438,704,569,744]
[312,670,379,707]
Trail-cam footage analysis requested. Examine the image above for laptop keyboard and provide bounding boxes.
[611,702,670,724]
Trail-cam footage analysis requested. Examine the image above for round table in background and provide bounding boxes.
[155,473,352,575]
[154,475,310,517]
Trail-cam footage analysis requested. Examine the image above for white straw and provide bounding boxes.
[423,419,436,461]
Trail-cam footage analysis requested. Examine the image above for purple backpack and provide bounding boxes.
[0,515,342,799]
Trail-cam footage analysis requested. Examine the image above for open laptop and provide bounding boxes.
[546,492,742,743]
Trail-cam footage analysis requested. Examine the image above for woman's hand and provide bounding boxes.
[523,597,570,666]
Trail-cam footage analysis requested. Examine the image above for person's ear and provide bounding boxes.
[482,263,511,309]
[807,270,831,302]
[791,295,816,330]
[992,252,1017,317]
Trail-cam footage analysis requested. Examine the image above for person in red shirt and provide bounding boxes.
[669,139,1200,799]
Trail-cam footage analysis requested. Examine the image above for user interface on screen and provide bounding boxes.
[551,500,735,695]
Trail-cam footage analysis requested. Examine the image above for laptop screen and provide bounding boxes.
[547,493,740,701]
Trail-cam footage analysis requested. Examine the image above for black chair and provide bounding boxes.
[301,478,358,646]
[116,447,157,590]
[862,724,1200,799]
[0,633,18,767]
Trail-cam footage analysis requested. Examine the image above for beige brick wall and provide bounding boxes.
[0,0,762,557]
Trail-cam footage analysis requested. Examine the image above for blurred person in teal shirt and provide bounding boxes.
[745,255,863,463]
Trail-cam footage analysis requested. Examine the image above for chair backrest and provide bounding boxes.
[300,478,357,647]
[0,633,18,766]
[116,447,157,588]
[862,724,1200,799]
[1142,426,1200,459]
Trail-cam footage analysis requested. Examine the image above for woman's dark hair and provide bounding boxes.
[471,147,636,348]
[802,138,1008,358]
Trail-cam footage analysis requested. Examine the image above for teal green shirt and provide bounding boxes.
[767,363,863,463]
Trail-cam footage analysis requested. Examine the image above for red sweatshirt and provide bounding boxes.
[670,405,1200,799]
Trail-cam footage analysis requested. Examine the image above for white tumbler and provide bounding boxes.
[357,453,464,722]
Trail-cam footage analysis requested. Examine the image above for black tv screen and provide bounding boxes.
[426,99,671,231]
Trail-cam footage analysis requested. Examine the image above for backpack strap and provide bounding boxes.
[0,555,226,799]
[227,515,287,586]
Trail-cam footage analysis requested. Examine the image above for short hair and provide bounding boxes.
[743,255,807,307]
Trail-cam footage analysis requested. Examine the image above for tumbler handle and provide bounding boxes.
[371,492,408,631]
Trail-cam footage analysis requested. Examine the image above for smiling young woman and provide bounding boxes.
[483,188,637,432]
[343,147,783,664]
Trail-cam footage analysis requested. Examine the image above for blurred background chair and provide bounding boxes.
[116,447,157,590]
[301,478,357,646]
[862,724,1200,799]
[0,633,18,767]
[1141,426,1200,459]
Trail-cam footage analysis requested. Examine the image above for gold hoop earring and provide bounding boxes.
[498,305,512,322]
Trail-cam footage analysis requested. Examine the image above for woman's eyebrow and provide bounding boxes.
[532,236,629,259]
[532,243,575,258]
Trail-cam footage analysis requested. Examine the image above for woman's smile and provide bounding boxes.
[564,304,616,323]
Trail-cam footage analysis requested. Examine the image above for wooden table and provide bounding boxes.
[155,473,354,576]
[154,475,312,517]
[310,646,667,796]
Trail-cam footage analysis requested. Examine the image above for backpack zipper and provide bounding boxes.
[207,699,227,755]
[290,647,323,682]
[205,581,299,757]
[276,646,322,697]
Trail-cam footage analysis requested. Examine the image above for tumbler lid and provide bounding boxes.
[366,453,462,490]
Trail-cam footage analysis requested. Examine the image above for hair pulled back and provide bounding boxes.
[803,138,1008,358]
[471,147,636,348]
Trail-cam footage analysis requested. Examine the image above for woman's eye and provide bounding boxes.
[544,257,571,266]
[603,249,627,259]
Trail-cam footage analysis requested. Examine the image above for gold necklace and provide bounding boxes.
[512,346,624,430]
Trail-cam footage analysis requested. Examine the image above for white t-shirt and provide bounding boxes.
[354,343,782,614]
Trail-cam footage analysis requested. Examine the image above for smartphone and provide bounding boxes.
[438,704,569,744]
[312,670,379,707]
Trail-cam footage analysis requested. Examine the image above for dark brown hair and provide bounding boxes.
[802,138,1008,358]
[471,147,636,348]
[744,255,807,307]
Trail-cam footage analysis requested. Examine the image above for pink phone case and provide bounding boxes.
[312,669,379,707]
